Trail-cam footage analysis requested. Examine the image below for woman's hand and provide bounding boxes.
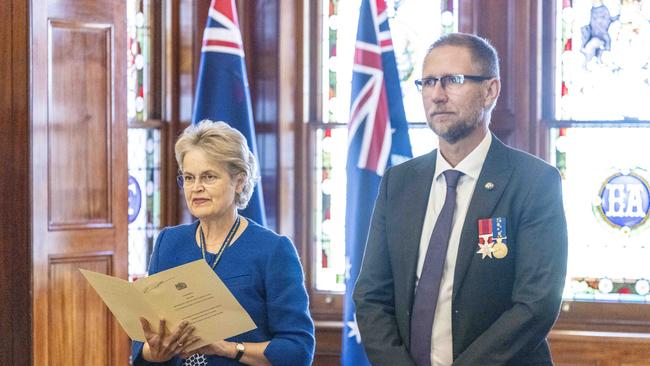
[140,318,198,362]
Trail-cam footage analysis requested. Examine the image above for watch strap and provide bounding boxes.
[234,342,245,361]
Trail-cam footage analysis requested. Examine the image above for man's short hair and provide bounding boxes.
[427,33,500,79]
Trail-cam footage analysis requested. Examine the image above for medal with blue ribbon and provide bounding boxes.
[477,217,508,259]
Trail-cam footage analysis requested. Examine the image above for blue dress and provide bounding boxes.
[131,220,315,366]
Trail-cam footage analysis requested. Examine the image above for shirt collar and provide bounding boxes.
[434,132,492,181]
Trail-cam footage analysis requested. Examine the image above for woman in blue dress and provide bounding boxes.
[131,120,315,366]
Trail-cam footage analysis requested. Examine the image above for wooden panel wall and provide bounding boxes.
[31,0,129,365]
[314,323,343,366]
[458,0,538,152]
[0,1,31,365]
[550,331,650,366]
[48,21,112,228]
[48,255,113,365]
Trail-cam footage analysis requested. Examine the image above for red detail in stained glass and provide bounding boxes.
[322,250,329,268]
[561,82,568,97]
[331,45,337,57]
[138,86,144,97]
[325,208,331,220]
[618,287,631,294]
[563,0,571,9]
[564,38,572,51]
[329,0,335,16]
[325,128,332,138]
[559,127,567,137]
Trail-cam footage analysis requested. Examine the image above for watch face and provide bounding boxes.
[235,342,245,361]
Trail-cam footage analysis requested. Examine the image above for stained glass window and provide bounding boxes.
[127,129,161,279]
[323,0,457,124]
[557,0,650,120]
[127,0,153,122]
[127,0,162,281]
[314,0,455,292]
[314,128,348,292]
[553,0,650,303]
[552,127,650,302]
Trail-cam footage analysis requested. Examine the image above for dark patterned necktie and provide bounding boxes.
[182,354,208,366]
[410,170,463,366]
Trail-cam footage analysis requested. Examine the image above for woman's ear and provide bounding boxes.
[235,173,246,194]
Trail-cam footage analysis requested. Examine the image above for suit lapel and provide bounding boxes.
[453,136,513,298]
[400,152,437,311]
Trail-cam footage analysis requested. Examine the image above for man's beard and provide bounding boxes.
[430,109,483,144]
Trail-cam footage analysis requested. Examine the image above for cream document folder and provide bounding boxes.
[80,259,256,349]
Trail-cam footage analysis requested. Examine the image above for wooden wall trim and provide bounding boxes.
[163,0,182,226]
[550,329,650,365]
[550,329,650,342]
[277,0,308,260]
[0,1,32,365]
[314,321,344,363]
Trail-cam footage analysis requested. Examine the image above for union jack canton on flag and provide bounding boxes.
[343,0,413,365]
[191,0,266,226]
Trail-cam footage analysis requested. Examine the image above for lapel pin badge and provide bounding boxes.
[484,182,495,190]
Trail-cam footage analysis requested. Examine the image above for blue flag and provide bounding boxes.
[192,0,266,226]
[343,0,413,364]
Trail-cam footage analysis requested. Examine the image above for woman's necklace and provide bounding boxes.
[199,215,241,269]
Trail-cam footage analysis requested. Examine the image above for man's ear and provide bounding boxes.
[484,78,501,109]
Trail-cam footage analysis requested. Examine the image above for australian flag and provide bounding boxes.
[343,0,412,364]
[192,0,266,226]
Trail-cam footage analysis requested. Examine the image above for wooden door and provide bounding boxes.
[31,0,129,365]
[0,0,31,365]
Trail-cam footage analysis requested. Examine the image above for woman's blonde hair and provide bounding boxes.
[175,120,259,209]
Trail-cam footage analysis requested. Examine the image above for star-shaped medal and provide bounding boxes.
[477,242,495,259]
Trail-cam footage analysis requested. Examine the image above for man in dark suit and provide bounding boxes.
[353,33,568,366]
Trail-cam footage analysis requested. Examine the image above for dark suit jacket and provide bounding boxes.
[353,135,568,366]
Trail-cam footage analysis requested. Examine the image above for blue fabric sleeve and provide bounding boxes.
[262,237,315,366]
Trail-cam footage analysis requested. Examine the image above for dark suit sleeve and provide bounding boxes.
[453,167,568,365]
[353,169,417,366]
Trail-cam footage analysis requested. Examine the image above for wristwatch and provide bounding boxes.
[234,342,245,361]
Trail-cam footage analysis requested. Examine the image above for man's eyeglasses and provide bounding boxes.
[176,173,218,188]
[414,74,493,92]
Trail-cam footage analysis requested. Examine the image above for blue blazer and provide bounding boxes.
[131,220,315,366]
[354,135,568,365]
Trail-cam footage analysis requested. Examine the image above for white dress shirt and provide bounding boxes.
[415,133,492,366]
